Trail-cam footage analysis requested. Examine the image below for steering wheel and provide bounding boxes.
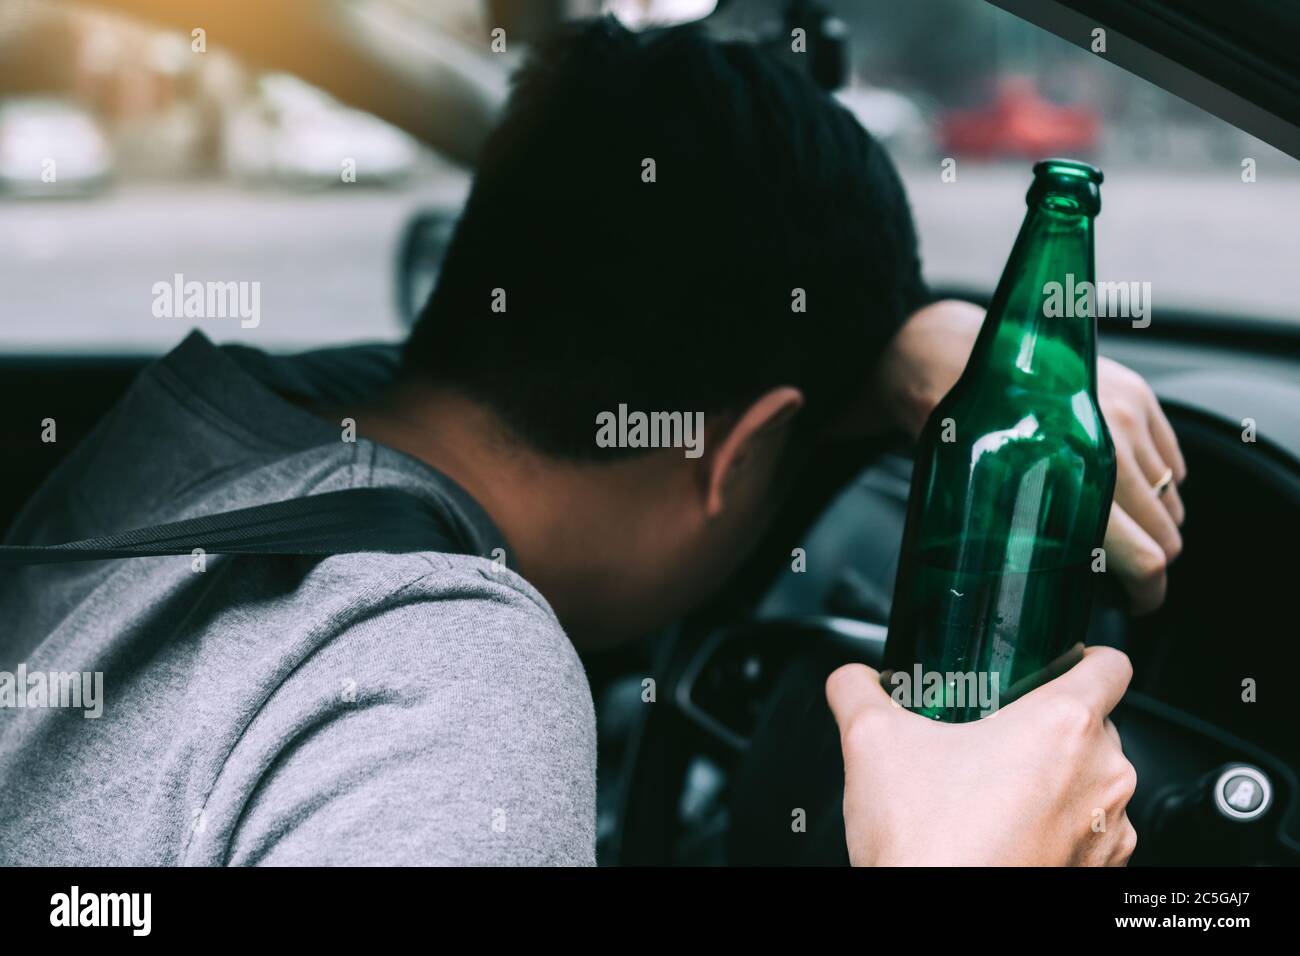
[610,388,1300,866]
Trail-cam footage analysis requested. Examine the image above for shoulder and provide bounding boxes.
[210,552,596,865]
[293,551,593,742]
[324,552,583,692]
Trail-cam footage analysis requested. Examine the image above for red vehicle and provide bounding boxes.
[939,76,1100,158]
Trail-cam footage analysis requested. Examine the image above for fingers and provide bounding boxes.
[1114,442,1183,561]
[1104,502,1168,614]
[1045,644,1133,720]
[1097,358,1188,597]
[1144,391,1187,483]
[825,663,894,731]
[1130,432,1186,527]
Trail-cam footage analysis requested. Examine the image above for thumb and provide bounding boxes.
[826,663,896,731]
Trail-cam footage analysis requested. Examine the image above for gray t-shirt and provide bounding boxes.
[0,331,596,866]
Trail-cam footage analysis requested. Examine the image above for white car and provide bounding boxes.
[225,74,419,188]
[0,98,112,196]
[833,85,934,159]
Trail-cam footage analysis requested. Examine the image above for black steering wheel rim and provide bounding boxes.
[612,614,886,865]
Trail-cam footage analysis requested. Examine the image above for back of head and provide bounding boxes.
[403,17,928,460]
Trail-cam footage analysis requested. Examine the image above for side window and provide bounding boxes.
[0,0,468,354]
[821,0,1299,324]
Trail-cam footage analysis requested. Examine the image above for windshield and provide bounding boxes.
[0,0,1296,356]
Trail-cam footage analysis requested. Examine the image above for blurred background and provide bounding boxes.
[0,0,1295,354]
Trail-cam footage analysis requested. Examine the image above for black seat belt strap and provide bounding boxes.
[0,489,474,565]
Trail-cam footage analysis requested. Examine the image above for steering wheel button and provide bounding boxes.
[1224,778,1261,812]
[1213,765,1272,821]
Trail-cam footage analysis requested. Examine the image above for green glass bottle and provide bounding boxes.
[882,159,1116,723]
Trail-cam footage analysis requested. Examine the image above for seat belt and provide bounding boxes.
[0,488,475,565]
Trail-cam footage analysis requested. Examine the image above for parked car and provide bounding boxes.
[834,85,933,158]
[224,73,419,189]
[0,96,112,196]
[939,76,1100,159]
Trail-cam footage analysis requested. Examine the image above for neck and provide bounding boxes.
[970,205,1098,396]
[328,381,675,642]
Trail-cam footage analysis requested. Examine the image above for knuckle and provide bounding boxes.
[1112,760,1138,805]
[1052,698,1095,739]
[1163,529,1183,563]
[1132,544,1168,584]
[1108,400,1139,430]
[842,712,885,753]
[1118,821,1138,860]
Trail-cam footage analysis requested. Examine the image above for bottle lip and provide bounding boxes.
[1032,158,1104,184]
[1027,157,1103,216]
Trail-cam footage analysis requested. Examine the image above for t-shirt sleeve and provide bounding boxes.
[870,136,935,327]
[201,581,596,866]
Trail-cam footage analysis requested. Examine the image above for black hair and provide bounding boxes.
[402,17,928,460]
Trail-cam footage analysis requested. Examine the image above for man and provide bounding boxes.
[0,20,1184,865]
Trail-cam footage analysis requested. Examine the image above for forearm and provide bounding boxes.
[826,298,985,441]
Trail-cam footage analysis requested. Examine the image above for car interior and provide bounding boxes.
[2,0,1297,867]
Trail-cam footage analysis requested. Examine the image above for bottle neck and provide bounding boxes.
[967,202,1099,396]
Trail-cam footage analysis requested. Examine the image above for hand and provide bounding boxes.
[826,646,1138,866]
[1094,357,1186,613]
[869,299,1187,614]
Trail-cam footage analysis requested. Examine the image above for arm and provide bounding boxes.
[208,591,596,867]
[858,298,1187,614]
[823,298,1188,866]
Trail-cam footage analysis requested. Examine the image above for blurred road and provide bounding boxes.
[899,161,1300,327]
[0,162,1296,356]
[0,174,469,354]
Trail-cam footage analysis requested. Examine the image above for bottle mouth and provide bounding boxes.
[1033,158,1104,183]
[1027,157,1103,216]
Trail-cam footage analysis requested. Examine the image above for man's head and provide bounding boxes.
[398,18,926,644]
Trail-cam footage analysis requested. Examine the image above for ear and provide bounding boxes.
[705,386,804,518]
